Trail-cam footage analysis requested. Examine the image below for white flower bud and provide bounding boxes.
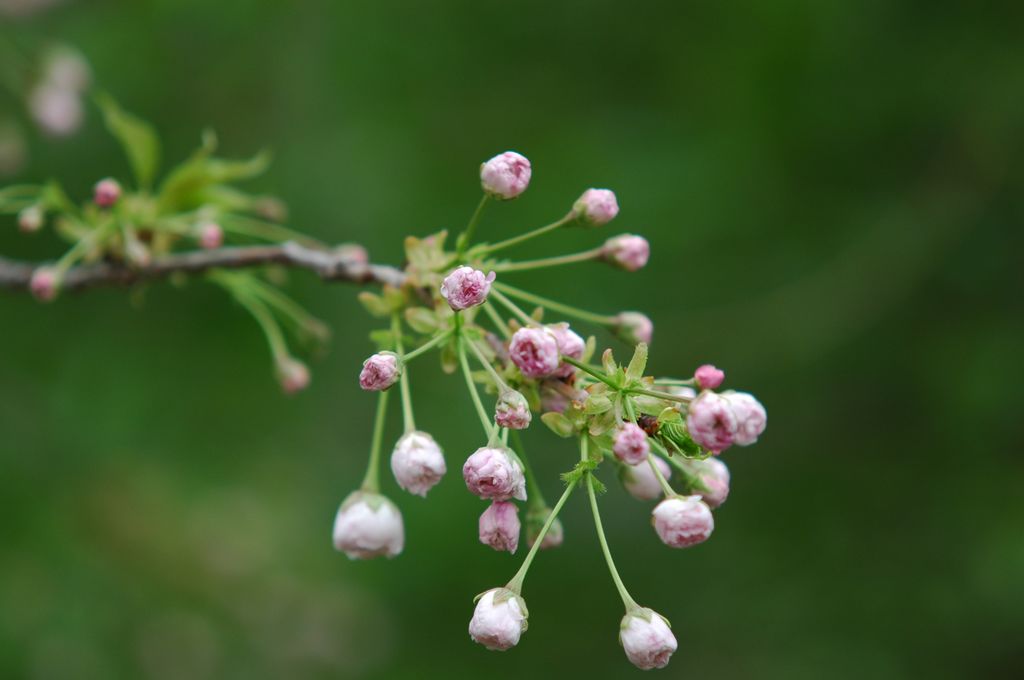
[469,587,528,651]
[620,608,677,670]
[332,491,404,560]
[390,431,446,497]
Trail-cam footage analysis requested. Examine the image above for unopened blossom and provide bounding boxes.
[359,351,402,391]
[332,491,404,559]
[694,363,725,390]
[495,390,531,430]
[480,151,531,200]
[525,507,564,549]
[652,495,714,548]
[29,267,59,302]
[509,327,560,379]
[43,49,91,92]
[469,587,528,651]
[478,501,521,553]
[390,431,446,497]
[197,222,224,249]
[463,447,526,501]
[546,322,585,379]
[440,265,495,311]
[620,608,678,670]
[28,85,83,137]
[686,391,739,452]
[18,206,43,233]
[93,178,122,208]
[335,243,368,265]
[539,380,585,414]
[693,458,730,509]
[724,391,767,446]
[613,422,650,465]
[602,234,650,271]
[573,188,619,226]
[276,356,310,394]
[622,456,672,502]
[614,311,653,345]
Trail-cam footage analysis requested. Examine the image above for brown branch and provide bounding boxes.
[0,241,407,293]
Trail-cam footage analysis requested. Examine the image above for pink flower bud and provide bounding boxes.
[276,356,310,394]
[29,267,59,302]
[462,447,526,501]
[197,222,224,250]
[724,391,767,446]
[440,265,495,311]
[613,422,650,465]
[622,456,672,501]
[390,431,446,497]
[686,391,738,452]
[525,507,564,550]
[693,458,730,509]
[539,380,585,414]
[28,85,83,137]
[614,311,653,345]
[495,390,532,430]
[359,351,402,391]
[694,363,725,390]
[652,495,714,548]
[332,491,404,559]
[336,243,369,265]
[18,206,43,233]
[478,501,521,553]
[508,327,560,379]
[93,178,122,208]
[573,188,619,226]
[480,151,531,200]
[602,234,650,271]
[546,322,585,379]
[469,587,528,651]
[620,608,677,670]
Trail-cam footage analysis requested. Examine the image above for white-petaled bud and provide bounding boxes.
[478,501,521,553]
[17,205,43,233]
[495,389,532,430]
[620,608,677,670]
[652,495,714,548]
[480,151,531,200]
[332,491,405,560]
[601,234,650,271]
[440,265,495,311]
[613,311,653,345]
[359,351,402,391]
[613,422,650,465]
[469,587,529,651]
[462,447,527,501]
[621,456,672,501]
[508,327,560,379]
[573,188,619,226]
[545,322,585,379]
[722,390,767,446]
[691,457,730,509]
[390,431,446,497]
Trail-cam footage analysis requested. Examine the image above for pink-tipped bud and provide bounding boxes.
[29,267,59,302]
[197,222,224,250]
[18,206,43,233]
[478,501,521,554]
[613,422,650,465]
[276,356,310,394]
[525,506,564,550]
[694,363,725,390]
[462,447,526,502]
[693,458,730,509]
[546,322,585,379]
[332,491,404,559]
[469,587,528,651]
[686,391,738,452]
[359,351,402,391]
[539,380,585,414]
[614,311,653,345]
[390,431,446,497]
[336,243,369,265]
[652,495,714,548]
[622,456,672,501]
[508,327,560,379]
[93,178,122,208]
[495,390,532,430]
[440,265,495,311]
[620,608,678,670]
[480,151,531,200]
[602,234,650,271]
[723,391,767,446]
[573,188,619,226]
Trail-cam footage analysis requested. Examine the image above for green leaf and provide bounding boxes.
[541,412,575,438]
[601,348,618,374]
[158,131,269,211]
[584,394,613,415]
[588,408,617,436]
[625,342,648,382]
[95,93,161,190]
[405,307,438,334]
[357,292,390,318]
[369,329,394,350]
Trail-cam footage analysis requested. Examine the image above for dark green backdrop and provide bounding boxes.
[1,1,1022,678]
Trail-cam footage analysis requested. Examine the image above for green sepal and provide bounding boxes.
[541,412,575,438]
[560,457,599,485]
[358,291,391,318]
[405,307,438,334]
[588,408,617,436]
[625,342,648,383]
[601,348,618,374]
[584,393,613,415]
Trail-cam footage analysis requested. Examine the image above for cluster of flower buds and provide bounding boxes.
[327,150,767,669]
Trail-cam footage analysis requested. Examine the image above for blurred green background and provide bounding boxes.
[2,1,1023,678]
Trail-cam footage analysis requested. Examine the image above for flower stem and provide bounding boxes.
[647,452,676,498]
[456,194,490,257]
[505,479,576,595]
[475,213,575,256]
[456,320,496,440]
[629,387,694,403]
[360,389,390,493]
[465,336,510,392]
[492,281,618,326]
[490,247,603,273]
[402,328,454,363]
[510,430,547,510]
[481,301,511,338]
[488,287,539,327]
[561,356,619,388]
[392,314,416,433]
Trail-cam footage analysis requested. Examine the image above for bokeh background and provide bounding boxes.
[1,1,1022,678]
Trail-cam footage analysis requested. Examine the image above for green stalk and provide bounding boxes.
[505,479,577,595]
[360,390,390,492]
[492,281,618,326]
[392,314,416,433]
[490,247,603,273]
[475,213,575,256]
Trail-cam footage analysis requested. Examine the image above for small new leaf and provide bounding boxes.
[625,342,648,383]
[96,93,161,190]
[560,457,599,486]
[541,412,575,438]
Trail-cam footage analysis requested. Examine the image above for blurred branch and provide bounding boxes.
[0,241,408,293]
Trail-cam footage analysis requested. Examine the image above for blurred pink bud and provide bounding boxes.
[525,507,564,550]
[539,380,584,414]
[18,206,43,233]
[546,322,585,379]
[29,267,59,302]
[652,495,714,548]
[694,364,725,390]
[723,391,767,446]
[693,458,730,509]
[686,391,738,452]
[480,151,531,200]
[359,352,402,391]
[573,188,619,226]
[28,85,83,137]
[620,608,677,670]
[613,422,650,465]
[390,431,446,497]
[478,501,521,553]
[440,265,495,311]
[614,311,653,345]
[602,234,650,271]
[197,222,224,249]
[93,178,122,208]
[469,587,528,651]
[462,447,526,501]
[276,357,310,394]
[495,390,532,430]
[332,491,404,559]
[508,327,560,379]
[336,243,368,265]
[622,456,672,501]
